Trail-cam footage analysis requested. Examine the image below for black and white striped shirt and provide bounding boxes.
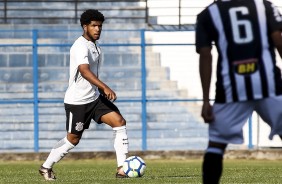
[196,0,282,103]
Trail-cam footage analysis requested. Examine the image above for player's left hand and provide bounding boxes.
[101,87,117,102]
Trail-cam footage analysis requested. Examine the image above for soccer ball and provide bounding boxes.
[123,156,146,178]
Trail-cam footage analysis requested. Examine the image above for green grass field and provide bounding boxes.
[0,159,282,184]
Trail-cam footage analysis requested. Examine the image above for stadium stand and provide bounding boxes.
[0,0,208,152]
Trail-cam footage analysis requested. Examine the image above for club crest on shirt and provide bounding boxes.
[75,122,84,131]
[233,58,258,75]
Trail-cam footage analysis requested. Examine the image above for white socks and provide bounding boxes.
[42,137,75,169]
[113,126,129,167]
[42,127,128,169]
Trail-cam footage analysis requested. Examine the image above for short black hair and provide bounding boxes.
[80,9,105,27]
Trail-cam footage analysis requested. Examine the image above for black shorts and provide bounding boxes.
[64,95,120,134]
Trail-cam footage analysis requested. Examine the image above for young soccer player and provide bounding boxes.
[39,9,129,180]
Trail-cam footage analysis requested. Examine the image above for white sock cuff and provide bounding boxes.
[113,125,126,131]
[64,137,75,148]
[206,147,224,155]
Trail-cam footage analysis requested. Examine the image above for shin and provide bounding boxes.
[113,126,129,167]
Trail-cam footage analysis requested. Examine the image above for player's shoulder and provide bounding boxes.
[71,36,88,50]
[197,2,213,15]
[73,36,87,45]
[196,2,217,24]
[197,0,225,18]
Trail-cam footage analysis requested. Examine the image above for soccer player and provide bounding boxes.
[196,0,282,183]
[39,9,129,180]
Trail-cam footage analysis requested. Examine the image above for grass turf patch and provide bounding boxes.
[0,159,281,183]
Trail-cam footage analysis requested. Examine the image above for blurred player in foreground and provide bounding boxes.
[196,0,282,183]
[39,9,129,180]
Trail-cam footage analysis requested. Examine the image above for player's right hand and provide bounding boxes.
[201,102,214,123]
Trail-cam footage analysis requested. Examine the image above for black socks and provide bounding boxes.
[202,152,223,184]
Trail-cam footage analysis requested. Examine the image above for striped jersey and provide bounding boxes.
[196,0,282,103]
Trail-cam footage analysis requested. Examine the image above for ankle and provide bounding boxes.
[117,166,125,174]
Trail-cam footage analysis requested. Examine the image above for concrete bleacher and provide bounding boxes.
[0,1,208,152]
[0,30,208,152]
[1,1,146,24]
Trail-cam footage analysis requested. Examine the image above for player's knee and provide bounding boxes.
[118,117,126,126]
[67,134,81,145]
[70,138,80,145]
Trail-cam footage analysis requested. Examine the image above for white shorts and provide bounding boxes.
[209,96,282,144]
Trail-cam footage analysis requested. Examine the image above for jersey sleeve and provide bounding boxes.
[265,0,282,32]
[195,9,213,53]
[72,42,89,66]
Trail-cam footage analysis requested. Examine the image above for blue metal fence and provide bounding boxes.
[0,29,253,152]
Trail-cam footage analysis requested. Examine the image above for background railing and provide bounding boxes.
[1,0,280,152]
[0,28,259,152]
[0,0,148,24]
[1,0,282,29]
[0,28,209,152]
[0,0,210,29]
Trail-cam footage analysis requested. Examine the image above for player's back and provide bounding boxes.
[197,0,282,103]
[213,0,272,62]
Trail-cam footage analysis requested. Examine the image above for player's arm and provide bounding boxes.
[199,47,212,103]
[271,31,282,59]
[199,47,214,123]
[196,10,215,123]
[78,64,117,101]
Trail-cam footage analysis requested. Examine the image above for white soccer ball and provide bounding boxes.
[123,156,146,178]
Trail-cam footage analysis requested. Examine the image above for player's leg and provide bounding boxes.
[93,95,129,177]
[41,133,81,169]
[202,141,226,184]
[100,111,129,177]
[203,102,254,184]
[39,103,88,180]
[39,134,77,181]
